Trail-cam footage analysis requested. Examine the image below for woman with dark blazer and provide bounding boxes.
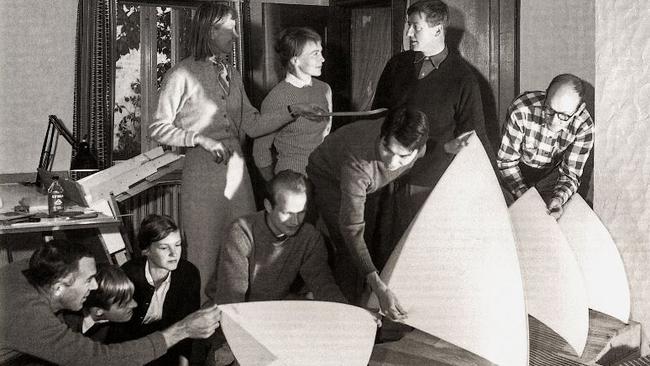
[117,214,200,366]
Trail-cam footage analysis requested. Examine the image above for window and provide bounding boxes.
[113,2,193,160]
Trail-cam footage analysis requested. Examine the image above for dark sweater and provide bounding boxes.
[373,50,492,187]
[115,257,200,366]
[306,119,422,275]
[0,260,167,366]
[61,311,112,343]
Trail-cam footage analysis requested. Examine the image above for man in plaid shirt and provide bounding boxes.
[497,74,594,219]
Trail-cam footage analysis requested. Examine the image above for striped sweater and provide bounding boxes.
[253,77,332,175]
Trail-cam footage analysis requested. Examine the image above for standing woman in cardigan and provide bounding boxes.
[149,3,326,299]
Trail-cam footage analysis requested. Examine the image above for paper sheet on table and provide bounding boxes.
[510,188,589,355]
[89,199,124,254]
[369,132,528,366]
[220,301,377,366]
[558,193,631,323]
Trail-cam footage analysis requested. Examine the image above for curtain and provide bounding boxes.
[74,0,116,171]
[350,7,392,111]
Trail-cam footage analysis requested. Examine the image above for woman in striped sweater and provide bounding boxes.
[253,27,333,180]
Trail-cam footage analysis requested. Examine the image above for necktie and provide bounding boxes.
[216,61,230,93]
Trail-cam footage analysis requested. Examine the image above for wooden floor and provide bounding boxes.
[529,310,640,366]
[369,310,639,366]
[615,356,650,366]
[370,328,496,366]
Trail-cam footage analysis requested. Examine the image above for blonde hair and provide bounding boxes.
[84,264,134,310]
[189,3,237,60]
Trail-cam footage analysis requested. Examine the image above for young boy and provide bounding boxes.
[62,264,137,342]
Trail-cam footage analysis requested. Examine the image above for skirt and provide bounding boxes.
[181,144,256,302]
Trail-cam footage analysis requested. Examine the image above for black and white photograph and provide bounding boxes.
[0,0,648,365]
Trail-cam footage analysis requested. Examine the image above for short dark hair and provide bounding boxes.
[547,73,585,101]
[189,3,237,60]
[407,0,449,29]
[266,170,309,207]
[137,214,178,250]
[380,107,429,151]
[275,27,322,71]
[84,264,134,310]
[24,239,93,289]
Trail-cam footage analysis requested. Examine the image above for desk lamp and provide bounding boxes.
[38,115,99,182]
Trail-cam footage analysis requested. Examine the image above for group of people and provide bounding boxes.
[0,0,594,365]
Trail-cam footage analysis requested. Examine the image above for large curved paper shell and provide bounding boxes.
[220,301,377,366]
[510,188,589,355]
[558,193,631,323]
[372,132,529,366]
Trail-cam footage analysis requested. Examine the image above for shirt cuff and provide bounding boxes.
[552,187,571,206]
[512,185,527,199]
[187,131,198,147]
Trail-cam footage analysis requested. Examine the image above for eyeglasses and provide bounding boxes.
[543,105,574,122]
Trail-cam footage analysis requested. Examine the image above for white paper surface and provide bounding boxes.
[558,193,631,323]
[510,188,589,355]
[373,132,529,366]
[220,301,377,366]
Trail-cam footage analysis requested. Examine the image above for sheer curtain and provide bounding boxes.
[73,0,116,170]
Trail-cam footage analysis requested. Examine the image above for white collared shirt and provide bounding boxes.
[142,260,172,324]
[285,73,312,88]
[82,314,108,334]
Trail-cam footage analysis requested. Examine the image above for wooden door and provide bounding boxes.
[327,0,516,149]
[242,2,330,107]
[444,0,517,151]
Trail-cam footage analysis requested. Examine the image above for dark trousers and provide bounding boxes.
[309,183,395,305]
[518,161,561,204]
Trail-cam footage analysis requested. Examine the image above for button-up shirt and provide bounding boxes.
[81,315,108,334]
[497,91,594,205]
[141,260,172,324]
[413,46,449,79]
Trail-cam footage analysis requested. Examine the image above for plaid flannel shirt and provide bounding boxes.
[497,91,594,205]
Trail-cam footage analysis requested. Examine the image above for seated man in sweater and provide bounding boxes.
[0,239,221,366]
[203,171,346,365]
[497,73,594,218]
[306,107,429,321]
[206,170,346,304]
[62,264,137,342]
